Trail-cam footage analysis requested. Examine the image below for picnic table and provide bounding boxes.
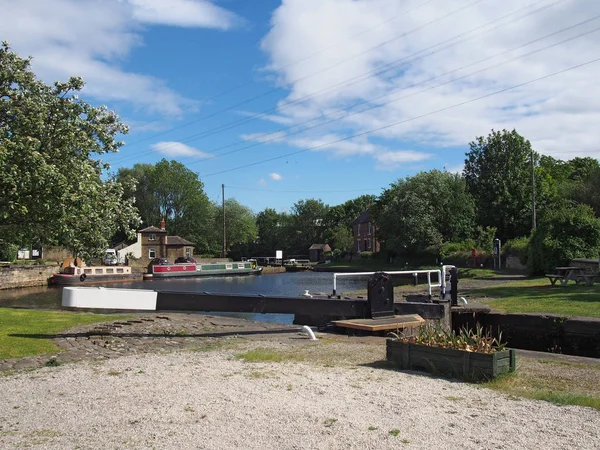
[546,266,597,287]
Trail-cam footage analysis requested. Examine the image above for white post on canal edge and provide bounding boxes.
[62,287,158,310]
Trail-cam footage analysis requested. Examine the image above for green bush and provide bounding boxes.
[0,243,19,262]
[528,205,600,275]
[439,240,476,260]
[359,251,373,259]
[474,226,497,254]
[503,236,530,266]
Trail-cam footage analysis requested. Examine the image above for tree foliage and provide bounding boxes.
[374,170,475,255]
[528,204,600,274]
[285,199,329,255]
[0,43,139,259]
[117,159,214,254]
[255,208,287,256]
[464,129,537,240]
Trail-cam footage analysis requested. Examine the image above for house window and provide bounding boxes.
[149,248,156,258]
[367,223,371,235]
[357,241,361,253]
[357,225,360,236]
[367,239,371,250]
[149,234,156,241]
[185,247,191,257]
[364,239,368,251]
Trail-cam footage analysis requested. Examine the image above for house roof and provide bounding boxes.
[309,243,331,251]
[352,209,373,225]
[139,226,166,233]
[167,236,195,246]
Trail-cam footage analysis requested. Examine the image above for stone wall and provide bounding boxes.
[453,310,600,358]
[0,266,57,290]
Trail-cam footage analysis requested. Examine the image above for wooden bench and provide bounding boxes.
[546,267,597,287]
[546,274,567,286]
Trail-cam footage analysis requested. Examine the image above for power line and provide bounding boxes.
[226,186,383,194]
[114,0,490,157]
[112,0,563,165]
[201,56,600,177]
[177,16,600,168]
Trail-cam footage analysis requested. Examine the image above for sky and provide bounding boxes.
[2,0,600,214]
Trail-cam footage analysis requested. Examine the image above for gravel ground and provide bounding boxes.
[1,343,599,449]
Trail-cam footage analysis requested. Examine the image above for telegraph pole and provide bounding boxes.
[531,150,537,231]
[222,184,226,258]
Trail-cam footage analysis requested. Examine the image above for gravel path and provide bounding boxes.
[1,346,599,449]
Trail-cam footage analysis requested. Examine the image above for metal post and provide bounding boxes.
[222,184,226,258]
[427,271,432,298]
[333,273,337,296]
[449,267,458,307]
[531,150,537,231]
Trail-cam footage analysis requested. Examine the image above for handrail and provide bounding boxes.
[333,265,455,299]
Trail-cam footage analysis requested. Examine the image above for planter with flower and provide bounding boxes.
[386,324,516,381]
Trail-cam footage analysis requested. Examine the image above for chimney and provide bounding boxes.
[160,218,166,231]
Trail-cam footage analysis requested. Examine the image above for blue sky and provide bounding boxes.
[3,0,600,213]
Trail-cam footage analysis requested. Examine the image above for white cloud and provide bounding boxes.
[0,0,241,117]
[150,141,212,157]
[257,178,268,186]
[128,0,240,29]
[269,173,283,181]
[255,0,600,165]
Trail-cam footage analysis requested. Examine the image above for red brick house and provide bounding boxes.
[352,210,380,254]
[139,219,195,265]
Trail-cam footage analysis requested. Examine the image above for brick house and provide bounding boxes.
[139,219,195,265]
[352,210,380,254]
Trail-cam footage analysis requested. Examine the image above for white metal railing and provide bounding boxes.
[332,265,455,299]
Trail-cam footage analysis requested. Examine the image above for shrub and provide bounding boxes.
[503,236,530,266]
[331,248,342,260]
[0,242,19,262]
[391,323,506,354]
[439,240,476,260]
[359,251,373,259]
[528,204,600,275]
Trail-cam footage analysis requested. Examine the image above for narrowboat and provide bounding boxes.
[49,265,139,285]
[145,261,262,279]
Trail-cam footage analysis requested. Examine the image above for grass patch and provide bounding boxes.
[0,308,130,359]
[389,429,401,437]
[483,370,600,410]
[235,348,285,363]
[323,418,337,427]
[467,277,600,317]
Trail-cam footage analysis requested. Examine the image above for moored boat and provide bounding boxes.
[147,261,262,279]
[49,265,139,285]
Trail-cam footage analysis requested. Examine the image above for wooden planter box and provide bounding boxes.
[386,339,516,381]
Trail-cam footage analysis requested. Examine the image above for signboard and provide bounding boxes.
[275,250,283,259]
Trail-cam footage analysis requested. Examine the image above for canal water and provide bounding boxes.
[0,272,371,324]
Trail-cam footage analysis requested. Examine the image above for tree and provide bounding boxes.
[0,43,139,259]
[117,159,214,254]
[373,170,475,255]
[255,208,287,255]
[464,129,538,240]
[329,224,353,254]
[528,204,600,274]
[214,199,257,257]
[286,199,330,255]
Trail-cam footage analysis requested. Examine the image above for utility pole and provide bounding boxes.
[531,150,537,231]
[222,184,226,258]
